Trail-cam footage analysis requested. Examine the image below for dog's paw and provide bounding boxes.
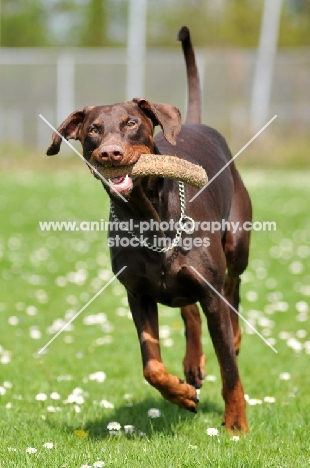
[222,418,249,433]
[184,354,206,389]
[160,380,199,412]
[222,402,249,432]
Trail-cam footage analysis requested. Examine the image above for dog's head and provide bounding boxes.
[46,98,181,197]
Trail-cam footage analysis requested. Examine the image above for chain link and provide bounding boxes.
[110,181,196,253]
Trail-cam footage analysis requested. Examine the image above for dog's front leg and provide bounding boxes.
[200,294,248,431]
[127,292,199,412]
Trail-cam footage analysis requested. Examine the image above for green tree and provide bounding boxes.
[80,0,108,46]
[1,0,310,48]
[1,0,48,46]
[147,0,310,48]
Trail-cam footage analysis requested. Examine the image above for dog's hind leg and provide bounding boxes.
[181,304,205,389]
[223,274,242,354]
[128,292,199,412]
[223,169,252,355]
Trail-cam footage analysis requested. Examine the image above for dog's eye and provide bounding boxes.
[89,127,99,135]
[126,120,137,128]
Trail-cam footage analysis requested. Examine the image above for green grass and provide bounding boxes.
[0,164,310,467]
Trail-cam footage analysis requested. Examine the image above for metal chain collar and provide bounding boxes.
[109,181,195,253]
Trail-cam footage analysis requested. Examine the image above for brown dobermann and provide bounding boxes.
[46,27,252,431]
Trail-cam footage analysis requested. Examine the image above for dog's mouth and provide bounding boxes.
[90,161,141,197]
[108,174,134,196]
[89,160,137,196]
[89,154,208,196]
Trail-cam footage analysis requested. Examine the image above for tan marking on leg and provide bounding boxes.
[144,359,198,411]
[222,379,248,432]
[141,331,159,345]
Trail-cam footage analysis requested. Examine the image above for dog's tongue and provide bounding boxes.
[109,174,133,194]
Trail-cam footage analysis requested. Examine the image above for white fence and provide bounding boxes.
[0,47,309,149]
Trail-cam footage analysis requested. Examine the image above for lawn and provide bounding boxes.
[0,162,310,467]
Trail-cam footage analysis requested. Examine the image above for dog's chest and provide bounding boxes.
[134,274,196,307]
[114,254,198,307]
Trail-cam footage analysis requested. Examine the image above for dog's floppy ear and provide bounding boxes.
[46,108,88,156]
[133,98,181,146]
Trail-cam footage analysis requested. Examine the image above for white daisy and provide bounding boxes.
[3,381,13,389]
[35,393,47,401]
[264,396,276,403]
[47,406,57,413]
[295,301,308,313]
[29,327,41,339]
[99,399,114,409]
[26,305,38,316]
[124,425,135,434]
[279,372,291,381]
[0,353,11,364]
[107,421,121,431]
[26,447,37,454]
[8,316,19,326]
[89,371,106,383]
[163,338,174,347]
[147,408,161,418]
[248,398,262,405]
[72,387,85,395]
[296,329,307,339]
[65,394,85,405]
[43,442,54,449]
[206,375,216,382]
[206,427,219,436]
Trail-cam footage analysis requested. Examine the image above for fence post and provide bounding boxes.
[250,0,282,130]
[126,0,147,100]
[57,53,75,124]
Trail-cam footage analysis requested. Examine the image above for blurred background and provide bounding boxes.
[0,0,309,166]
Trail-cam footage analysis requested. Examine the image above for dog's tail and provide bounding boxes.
[178,26,201,125]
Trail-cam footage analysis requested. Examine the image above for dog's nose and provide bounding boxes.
[100,144,124,164]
